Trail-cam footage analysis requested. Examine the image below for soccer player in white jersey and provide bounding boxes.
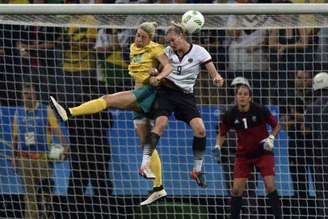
[142,22,224,187]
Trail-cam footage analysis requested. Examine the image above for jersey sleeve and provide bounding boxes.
[198,46,212,64]
[151,43,165,58]
[219,112,231,136]
[164,46,170,56]
[129,43,134,59]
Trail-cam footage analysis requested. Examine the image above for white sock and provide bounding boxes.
[142,144,152,167]
[193,159,203,172]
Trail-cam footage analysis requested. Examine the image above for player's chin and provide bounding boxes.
[238,102,248,107]
[135,42,143,48]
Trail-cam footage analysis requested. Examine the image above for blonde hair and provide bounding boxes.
[166,21,188,36]
[139,21,158,39]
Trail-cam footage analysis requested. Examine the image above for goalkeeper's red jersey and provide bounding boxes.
[219,102,278,157]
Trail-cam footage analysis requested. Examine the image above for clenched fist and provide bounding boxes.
[149,68,159,76]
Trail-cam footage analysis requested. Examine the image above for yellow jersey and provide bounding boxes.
[128,41,164,84]
[63,16,97,73]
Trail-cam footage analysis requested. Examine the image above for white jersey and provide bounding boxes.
[165,44,212,93]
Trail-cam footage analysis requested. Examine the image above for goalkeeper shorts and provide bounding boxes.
[132,85,157,120]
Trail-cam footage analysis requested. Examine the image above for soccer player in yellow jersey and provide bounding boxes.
[50,21,173,205]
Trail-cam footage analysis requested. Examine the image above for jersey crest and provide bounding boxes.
[132,54,143,63]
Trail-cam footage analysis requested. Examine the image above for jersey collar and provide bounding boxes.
[175,43,193,62]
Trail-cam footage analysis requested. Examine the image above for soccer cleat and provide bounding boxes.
[191,170,207,188]
[139,166,156,180]
[140,187,167,206]
[49,96,69,122]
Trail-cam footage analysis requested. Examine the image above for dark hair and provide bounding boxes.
[236,84,253,97]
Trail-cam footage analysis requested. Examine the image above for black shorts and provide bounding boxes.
[153,87,201,123]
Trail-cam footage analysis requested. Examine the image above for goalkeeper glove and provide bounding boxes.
[212,145,222,162]
[261,135,275,151]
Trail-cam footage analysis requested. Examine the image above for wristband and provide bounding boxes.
[214,144,221,150]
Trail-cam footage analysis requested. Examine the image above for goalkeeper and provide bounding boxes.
[50,21,172,206]
[213,84,282,219]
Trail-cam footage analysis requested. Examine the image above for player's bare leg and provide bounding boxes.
[50,91,140,122]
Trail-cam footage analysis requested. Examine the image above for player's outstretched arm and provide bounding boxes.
[204,61,224,87]
[149,54,173,87]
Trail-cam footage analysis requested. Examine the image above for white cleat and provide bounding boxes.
[140,189,167,206]
[139,166,156,180]
[49,96,69,122]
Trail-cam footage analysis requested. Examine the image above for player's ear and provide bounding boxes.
[249,89,253,102]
